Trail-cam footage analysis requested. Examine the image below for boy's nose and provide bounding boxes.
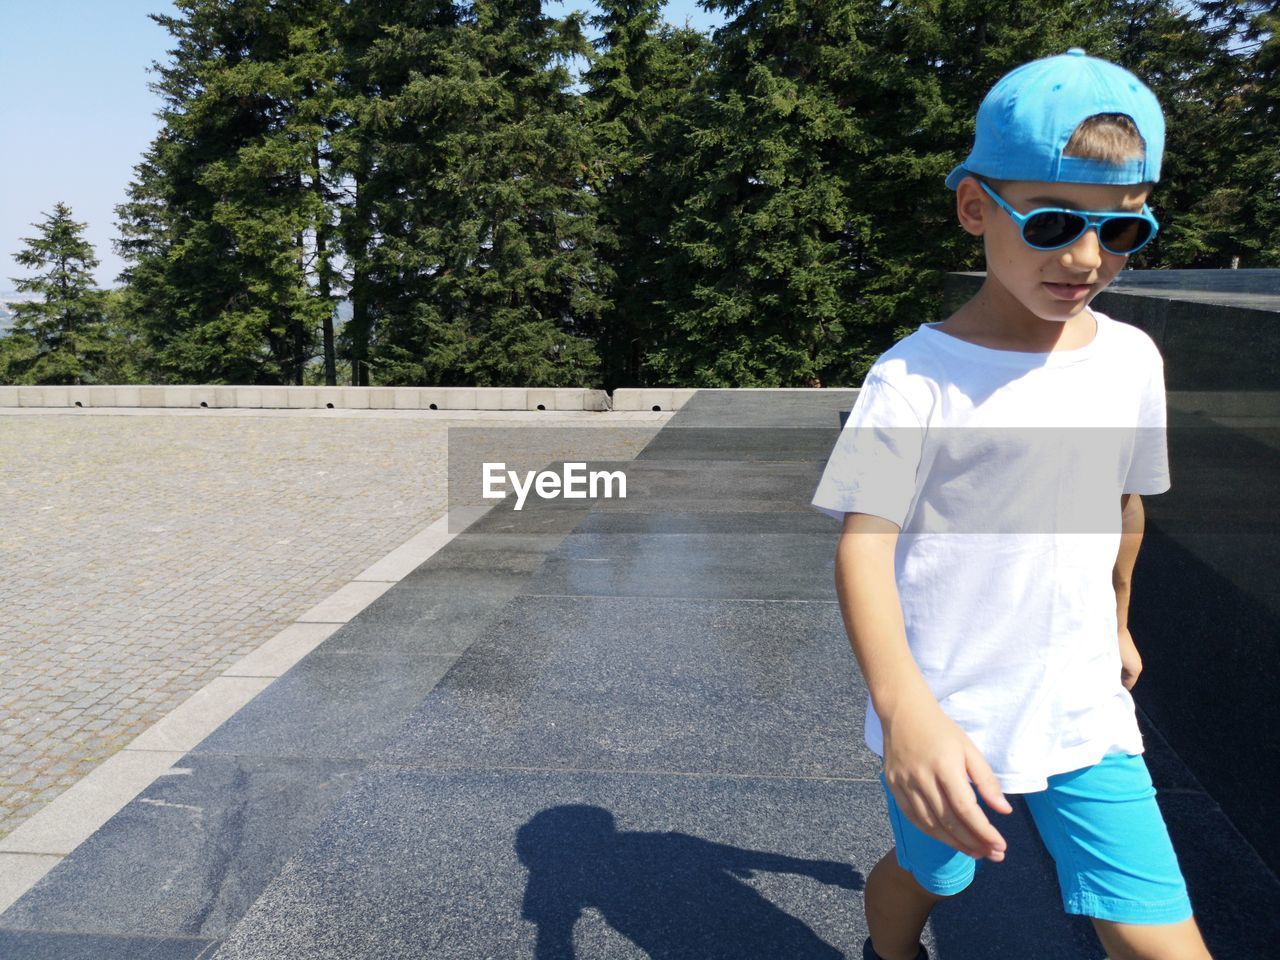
[1060,226,1104,268]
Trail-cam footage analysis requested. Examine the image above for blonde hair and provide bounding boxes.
[1063,113,1146,164]
[980,114,1152,192]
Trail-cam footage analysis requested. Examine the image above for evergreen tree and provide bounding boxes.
[116,0,342,384]
[642,0,875,387]
[113,135,176,381]
[4,202,110,385]
[1188,0,1280,266]
[581,1,716,389]
[102,0,1274,389]
[1079,0,1257,268]
[326,0,466,387]
[0,321,38,386]
[115,0,653,388]
[647,0,1210,387]
[357,0,606,386]
[98,288,159,384]
[1244,1,1280,265]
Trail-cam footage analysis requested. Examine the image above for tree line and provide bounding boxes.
[3,0,1276,389]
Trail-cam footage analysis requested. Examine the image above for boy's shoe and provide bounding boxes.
[860,942,931,960]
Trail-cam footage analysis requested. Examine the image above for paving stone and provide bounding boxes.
[206,767,1111,960]
[0,930,215,959]
[0,755,367,940]
[314,568,535,657]
[184,654,459,762]
[378,594,875,778]
[4,392,1276,960]
[0,411,662,841]
[526,530,838,600]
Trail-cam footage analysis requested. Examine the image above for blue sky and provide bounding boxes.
[0,0,726,291]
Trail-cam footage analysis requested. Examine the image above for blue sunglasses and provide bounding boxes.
[977,180,1159,255]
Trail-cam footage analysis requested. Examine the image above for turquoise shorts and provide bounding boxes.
[879,752,1194,925]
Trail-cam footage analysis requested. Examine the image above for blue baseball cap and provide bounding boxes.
[945,48,1165,191]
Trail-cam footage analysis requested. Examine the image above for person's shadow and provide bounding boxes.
[517,804,864,959]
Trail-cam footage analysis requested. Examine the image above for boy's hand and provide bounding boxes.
[881,696,1014,862]
[1118,627,1142,690]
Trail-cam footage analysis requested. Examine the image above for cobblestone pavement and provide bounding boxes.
[0,409,665,842]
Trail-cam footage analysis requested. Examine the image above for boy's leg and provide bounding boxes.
[1091,916,1211,960]
[1024,752,1212,960]
[868,772,978,960]
[865,848,949,960]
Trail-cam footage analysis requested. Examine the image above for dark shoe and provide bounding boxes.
[863,937,929,960]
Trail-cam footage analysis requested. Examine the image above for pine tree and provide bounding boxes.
[326,0,467,387]
[580,1,717,389]
[646,0,1204,387]
[5,202,110,385]
[103,0,1273,390]
[1078,0,1256,268]
[119,0,614,389]
[356,0,606,386]
[115,0,343,384]
[1188,0,1280,266]
[646,0,921,387]
[96,288,155,384]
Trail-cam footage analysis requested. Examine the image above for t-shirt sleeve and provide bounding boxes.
[1123,343,1171,495]
[811,373,925,527]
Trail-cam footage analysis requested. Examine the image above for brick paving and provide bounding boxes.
[0,410,662,841]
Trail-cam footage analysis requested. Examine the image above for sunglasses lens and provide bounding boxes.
[1021,212,1155,253]
[1099,216,1153,253]
[1022,211,1086,249]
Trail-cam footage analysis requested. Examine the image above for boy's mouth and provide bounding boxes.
[1043,281,1092,300]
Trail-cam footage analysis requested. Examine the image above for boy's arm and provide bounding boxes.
[835,512,1012,862]
[835,513,933,723]
[1114,493,1145,630]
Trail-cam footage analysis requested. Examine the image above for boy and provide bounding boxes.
[811,50,1214,960]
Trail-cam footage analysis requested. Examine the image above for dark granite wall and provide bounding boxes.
[942,269,1280,875]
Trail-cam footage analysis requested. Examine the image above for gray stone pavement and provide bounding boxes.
[0,408,666,844]
[0,393,1277,959]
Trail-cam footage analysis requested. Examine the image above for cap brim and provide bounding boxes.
[945,163,971,191]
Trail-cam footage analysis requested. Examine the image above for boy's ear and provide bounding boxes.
[956,176,987,238]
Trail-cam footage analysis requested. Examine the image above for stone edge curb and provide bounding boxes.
[9,387,1269,419]
[0,505,493,914]
[0,387,877,414]
[0,386,700,414]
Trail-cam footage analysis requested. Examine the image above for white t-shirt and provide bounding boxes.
[811,308,1171,793]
